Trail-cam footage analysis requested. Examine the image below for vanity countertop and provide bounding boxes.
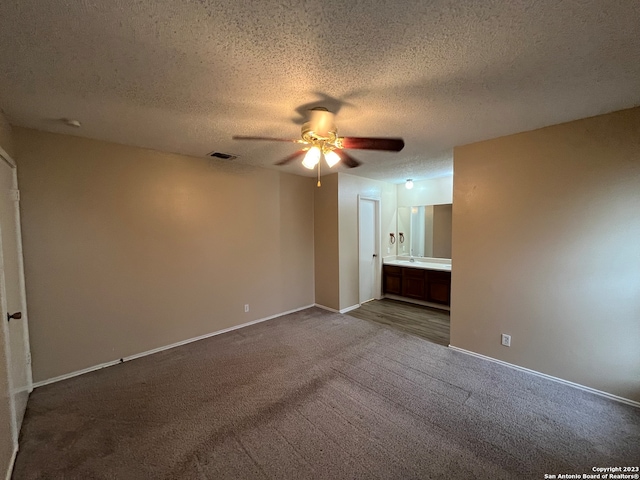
[383,258,451,272]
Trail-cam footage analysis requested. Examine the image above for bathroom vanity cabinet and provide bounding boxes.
[383,264,451,306]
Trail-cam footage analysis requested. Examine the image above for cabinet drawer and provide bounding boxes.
[426,270,451,283]
[383,265,402,275]
[402,267,426,278]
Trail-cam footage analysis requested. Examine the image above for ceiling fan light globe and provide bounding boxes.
[302,146,321,169]
[324,150,340,167]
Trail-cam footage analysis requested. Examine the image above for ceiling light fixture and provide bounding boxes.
[302,145,342,170]
[233,107,405,188]
[302,144,344,187]
[405,179,414,190]
[324,149,340,167]
[302,146,321,169]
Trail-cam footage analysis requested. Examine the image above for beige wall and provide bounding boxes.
[432,204,452,258]
[338,173,396,310]
[0,112,15,480]
[15,128,315,383]
[0,111,14,158]
[451,107,640,402]
[312,172,397,311]
[313,173,340,310]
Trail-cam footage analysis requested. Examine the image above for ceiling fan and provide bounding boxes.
[233,107,405,186]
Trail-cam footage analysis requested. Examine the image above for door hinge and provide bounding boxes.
[9,189,19,202]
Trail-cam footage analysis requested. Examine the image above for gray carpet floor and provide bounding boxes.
[13,307,640,479]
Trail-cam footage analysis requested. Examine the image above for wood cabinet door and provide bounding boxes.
[428,282,450,305]
[384,274,402,295]
[402,269,426,300]
[382,266,402,295]
[426,271,451,305]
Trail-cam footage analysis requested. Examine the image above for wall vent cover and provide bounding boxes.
[208,151,238,160]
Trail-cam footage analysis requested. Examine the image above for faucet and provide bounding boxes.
[409,250,415,262]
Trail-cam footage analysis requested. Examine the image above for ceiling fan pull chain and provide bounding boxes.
[317,155,321,187]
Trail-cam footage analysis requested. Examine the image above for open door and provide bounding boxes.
[0,146,32,455]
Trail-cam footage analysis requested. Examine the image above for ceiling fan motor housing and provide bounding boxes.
[302,108,337,144]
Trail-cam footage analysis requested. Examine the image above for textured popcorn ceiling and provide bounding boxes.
[1,0,639,184]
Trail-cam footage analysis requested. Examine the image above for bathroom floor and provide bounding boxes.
[347,298,450,346]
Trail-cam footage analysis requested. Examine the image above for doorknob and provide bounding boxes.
[372,254,378,258]
[7,312,22,322]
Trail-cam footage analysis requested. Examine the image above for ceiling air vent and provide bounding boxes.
[208,151,238,160]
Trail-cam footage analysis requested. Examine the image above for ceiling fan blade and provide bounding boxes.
[275,149,307,166]
[335,150,362,168]
[233,135,305,144]
[340,137,405,152]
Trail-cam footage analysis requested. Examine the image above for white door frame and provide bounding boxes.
[357,195,381,303]
[0,144,32,447]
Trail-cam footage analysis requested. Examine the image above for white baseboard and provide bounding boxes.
[339,304,360,313]
[33,304,315,389]
[314,303,341,313]
[314,303,360,314]
[5,446,17,480]
[448,345,640,409]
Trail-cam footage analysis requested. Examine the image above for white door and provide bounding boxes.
[0,151,32,445]
[358,198,378,304]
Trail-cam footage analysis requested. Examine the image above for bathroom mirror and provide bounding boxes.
[397,204,452,259]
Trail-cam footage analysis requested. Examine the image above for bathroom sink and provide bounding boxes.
[385,259,451,271]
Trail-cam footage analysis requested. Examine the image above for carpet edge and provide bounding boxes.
[32,304,316,389]
[448,345,640,408]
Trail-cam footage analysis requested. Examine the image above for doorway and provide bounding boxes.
[0,146,32,450]
[358,196,380,304]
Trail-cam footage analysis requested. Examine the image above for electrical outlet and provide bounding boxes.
[501,334,511,347]
[244,304,249,313]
